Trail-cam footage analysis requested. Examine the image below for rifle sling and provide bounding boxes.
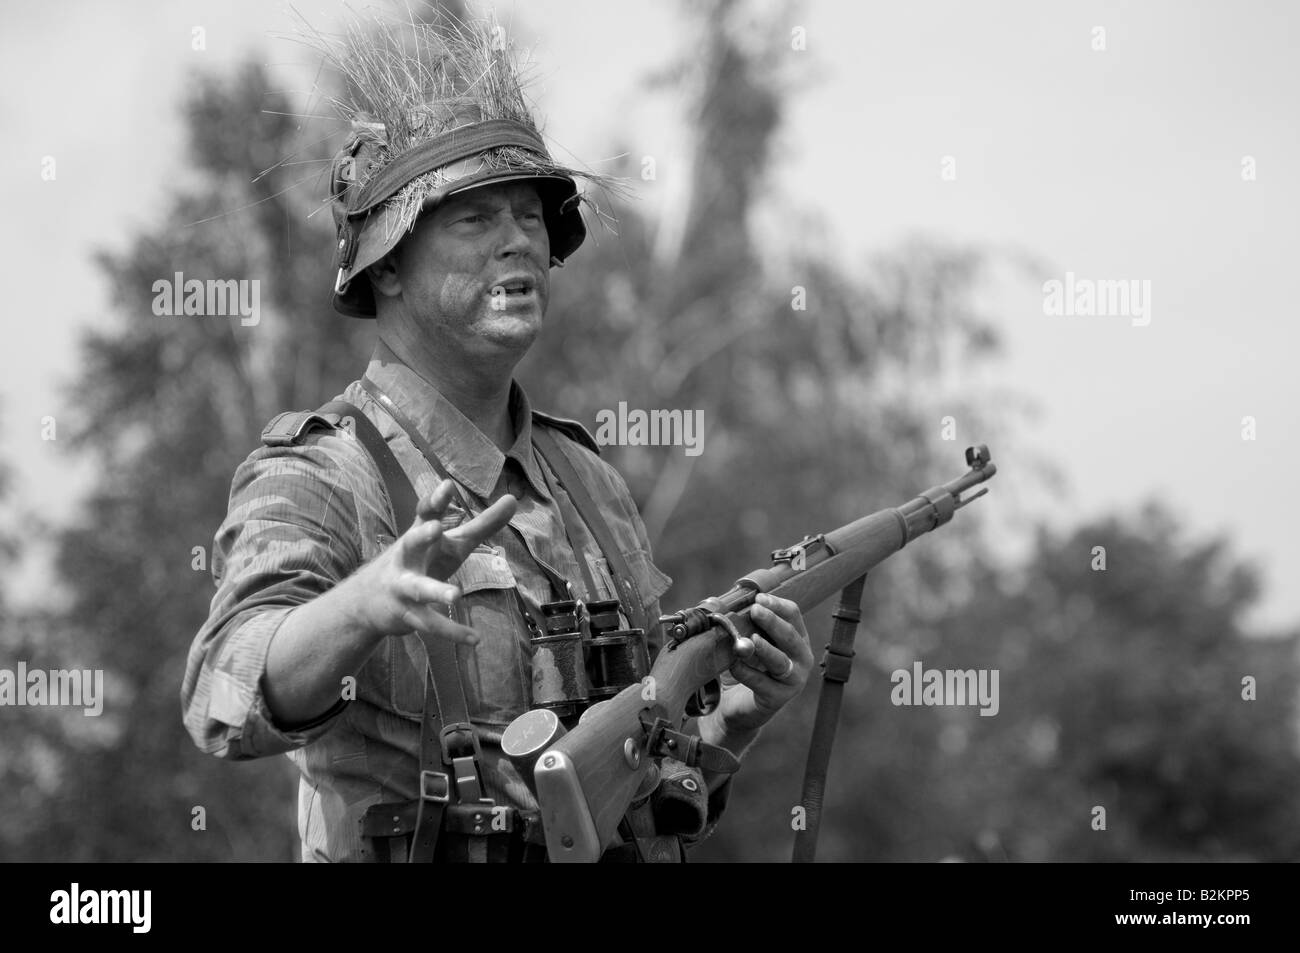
[791,573,867,863]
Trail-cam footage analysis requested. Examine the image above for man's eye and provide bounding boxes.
[457,215,485,225]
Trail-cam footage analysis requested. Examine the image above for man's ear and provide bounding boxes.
[366,250,402,300]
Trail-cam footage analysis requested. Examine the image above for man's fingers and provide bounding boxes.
[395,518,445,573]
[754,593,808,634]
[415,479,459,524]
[398,572,461,606]
[447,494,517,549]
[750,596,811,660]
[728,659,773,692]
[405,518,445,549]
[742,633,795,680]
[400,603,479,646]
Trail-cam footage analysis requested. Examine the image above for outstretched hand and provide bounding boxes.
[353,479,517,645]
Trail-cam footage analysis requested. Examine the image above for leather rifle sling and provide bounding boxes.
[791,574,866,863]
[530,427,650,635]
[319,397,476,863]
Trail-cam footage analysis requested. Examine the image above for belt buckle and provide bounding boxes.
[419,769,451,804]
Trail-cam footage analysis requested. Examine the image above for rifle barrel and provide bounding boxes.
[531,445,997,862]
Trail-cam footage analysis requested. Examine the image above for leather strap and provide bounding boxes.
[351,383,482,772]
[531,426,650,634]
[358,379,467,508]
[320,398,479,863]
[346,120,549,215]
[534,449,604,603]
[319,401,417,528]
[791,574,866,863]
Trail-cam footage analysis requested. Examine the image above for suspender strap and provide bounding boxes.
[319,400,418,530]
[349,384,486,749]
[318,398,480,863]
[358,378,469,506]
[531,427,650,634]
[534,451,604,603]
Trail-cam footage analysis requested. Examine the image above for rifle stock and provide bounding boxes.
[526,445,998,862]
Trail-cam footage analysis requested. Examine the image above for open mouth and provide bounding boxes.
[491,278,535,298]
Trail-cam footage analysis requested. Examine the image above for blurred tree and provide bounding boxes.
[914,505,1300,863]
[2,59,371,860]
[0,453,44,861]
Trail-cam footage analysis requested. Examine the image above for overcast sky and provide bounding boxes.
[3,0,1297,631]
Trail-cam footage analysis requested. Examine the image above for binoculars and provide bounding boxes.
[530,597,650,718]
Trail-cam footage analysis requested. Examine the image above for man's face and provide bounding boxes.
[389,180,551,358]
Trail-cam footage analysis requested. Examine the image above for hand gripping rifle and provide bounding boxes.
[502,445,997,862]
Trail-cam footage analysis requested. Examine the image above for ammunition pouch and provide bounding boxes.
[650,757,711,838]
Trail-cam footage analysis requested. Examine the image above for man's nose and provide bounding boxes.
[494,213,535,257]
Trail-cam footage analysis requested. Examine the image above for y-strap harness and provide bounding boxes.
[307,381,654,862]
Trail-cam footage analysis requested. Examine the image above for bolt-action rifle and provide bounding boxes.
[503,445,998,862]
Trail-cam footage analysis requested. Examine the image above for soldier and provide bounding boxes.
[181,12,812,862]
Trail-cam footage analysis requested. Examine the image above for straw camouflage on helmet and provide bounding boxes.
[313,12,605,317]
